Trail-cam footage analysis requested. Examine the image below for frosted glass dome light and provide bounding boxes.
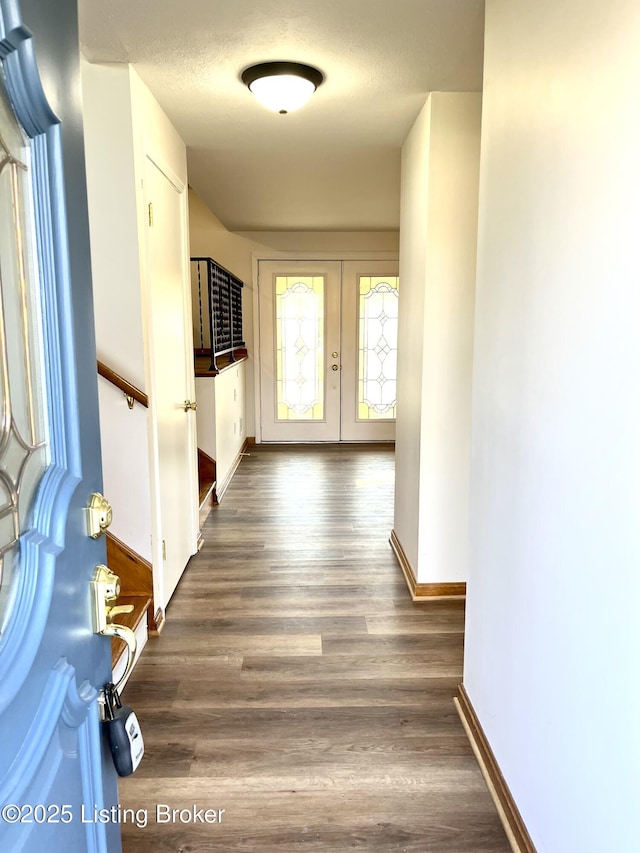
[242,62,324,114]
[249,74,316,113]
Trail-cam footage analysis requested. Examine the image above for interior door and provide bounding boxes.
[144,156,198,606]
[0,2,121,852]
[258,260,342,441]
[258,259,399,442]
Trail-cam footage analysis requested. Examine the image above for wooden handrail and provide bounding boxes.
[97,360,148,408]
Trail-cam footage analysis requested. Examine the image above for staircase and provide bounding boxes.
[105,533,154,683]
[198,447,217,508]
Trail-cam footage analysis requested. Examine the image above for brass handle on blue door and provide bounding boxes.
[102,622,137,691]
[90,565,138,691]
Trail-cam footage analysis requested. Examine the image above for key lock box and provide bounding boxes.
[88,494,145,776]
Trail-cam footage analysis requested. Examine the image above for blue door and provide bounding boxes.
[0,1,121,851]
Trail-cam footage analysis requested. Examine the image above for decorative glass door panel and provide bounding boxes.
[275,275,325,421]
[358,275,399,421]
[259,261,341,442]
[340,260,399,442]
[0,79,48,631]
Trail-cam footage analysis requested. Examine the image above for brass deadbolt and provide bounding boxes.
[87,492,113,539]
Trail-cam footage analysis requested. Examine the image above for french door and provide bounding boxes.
[258,259,399,442]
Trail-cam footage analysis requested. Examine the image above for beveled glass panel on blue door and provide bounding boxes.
[0,74,49,633]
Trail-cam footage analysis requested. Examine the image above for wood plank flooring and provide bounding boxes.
[119,444,510,852]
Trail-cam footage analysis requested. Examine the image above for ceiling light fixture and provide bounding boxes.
[241,62,324,114]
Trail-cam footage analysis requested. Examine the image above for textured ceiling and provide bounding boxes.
[79,0,484,231]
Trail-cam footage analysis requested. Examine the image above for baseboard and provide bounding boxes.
[150,607,165,635]
[389,529,466,600]
[216,438,250,501]
[454,685,536,853]
[246,436,256,445]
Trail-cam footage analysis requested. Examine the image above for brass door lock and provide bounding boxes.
[87,492,113,539]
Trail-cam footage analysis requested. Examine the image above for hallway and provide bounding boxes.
[119,445,510,852]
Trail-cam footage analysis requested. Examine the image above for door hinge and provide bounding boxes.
[148,202,154,227]
[162,539,166,560]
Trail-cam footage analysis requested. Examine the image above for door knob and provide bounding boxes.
[332,364,339,371]
[90,565,137,691]
[332,351,339,358]
[183,400,197,412]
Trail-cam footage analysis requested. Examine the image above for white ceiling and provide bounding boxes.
[78,0,484,232]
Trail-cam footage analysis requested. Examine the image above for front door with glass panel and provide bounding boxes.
[0,3,121,852]
[258,261,341,441]
[258,259,399,442]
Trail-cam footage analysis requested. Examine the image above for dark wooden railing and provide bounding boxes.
[191,257,245,372]
[97,360,148,408]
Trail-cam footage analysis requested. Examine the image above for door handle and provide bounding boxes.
[183,400,197,412]
[332,364,339,371]
[90,565,137,691]
[101,622,136,690]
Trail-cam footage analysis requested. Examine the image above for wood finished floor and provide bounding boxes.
[120,445,510,853]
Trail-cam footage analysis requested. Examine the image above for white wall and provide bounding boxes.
[83,61,152,556]
[394,92,481,584]
[464,2,640,851]
[195,362,245,490]
[236,231,399,253]
[96,380,152,560]
[189,190,257,438]
[130,69,187,186]
[194,378,216,461]
[83,62,196,588]
[394,99,431,574]
[82,61,146,390]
